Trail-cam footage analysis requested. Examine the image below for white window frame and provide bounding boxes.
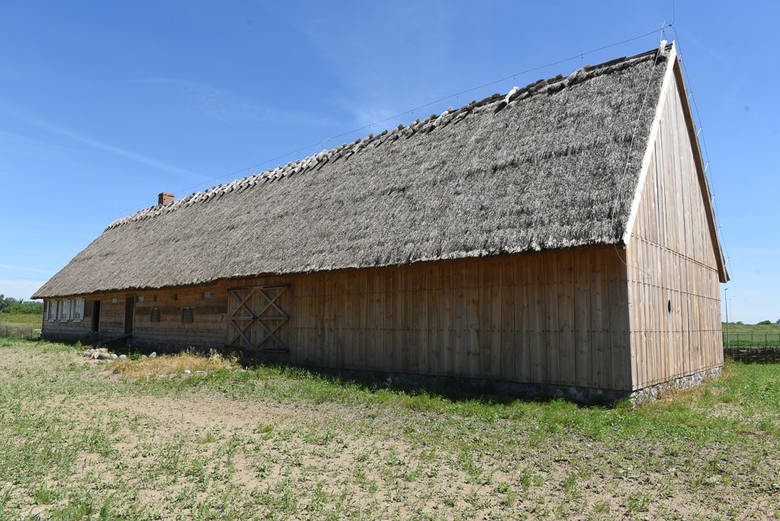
[59,299,71,321]
[73,298,84,321]
[46,300,56,322]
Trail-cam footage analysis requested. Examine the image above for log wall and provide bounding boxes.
[40,298,90,340]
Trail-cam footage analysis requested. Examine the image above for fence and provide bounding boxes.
[722,332,780,348]
[722,332,780,363]
[723,347,780,364]
[0,322,41,340]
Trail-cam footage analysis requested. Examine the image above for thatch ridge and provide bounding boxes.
[106,47,667,231]
[34,45,671,298]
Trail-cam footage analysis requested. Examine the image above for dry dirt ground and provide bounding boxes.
[0,341,777,520]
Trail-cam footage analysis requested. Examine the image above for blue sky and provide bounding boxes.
[0,1,777,323]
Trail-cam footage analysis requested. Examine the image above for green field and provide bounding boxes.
[723,321,780,334]
[722,322,780,348]
[0,312,42,327]
[0,339,777,520]
[0,313,41,340]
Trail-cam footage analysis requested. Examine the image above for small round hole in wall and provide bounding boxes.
[667,299,672,313]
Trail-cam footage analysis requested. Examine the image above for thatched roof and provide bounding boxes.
[36,45,674,298]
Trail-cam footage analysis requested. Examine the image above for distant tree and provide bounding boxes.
[0,295,42,314]
[776,319,780,325]
[757,320,772,325]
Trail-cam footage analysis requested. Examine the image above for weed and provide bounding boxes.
[33,484,58,505]
[562,472,580,497]
[198,432,217,444]
[626,493,651,513]
[593,499,610,513]
[110,351,236,380]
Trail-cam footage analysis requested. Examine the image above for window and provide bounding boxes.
[181,307,194,323]
[46,300,56,322]
[73,298,84,321]
[150,307,161,323]
[59,299,71,321]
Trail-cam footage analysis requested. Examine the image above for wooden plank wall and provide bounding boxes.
[42,245,632,391]
[227,246,631,391]
[626,72,723,390]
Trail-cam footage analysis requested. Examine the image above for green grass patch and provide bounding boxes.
[0,339,776,520]
[0,312,42,327]
[724,321,780,334]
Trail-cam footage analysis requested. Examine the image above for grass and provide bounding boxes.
[0,338,777,520]
[724,321,780,334]
[0,314,41,341]
[110,351,237,380]
[0,312,42,327]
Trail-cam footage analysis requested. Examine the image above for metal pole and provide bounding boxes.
[724,288,730,348]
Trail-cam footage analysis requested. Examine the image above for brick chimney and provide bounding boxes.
[158,192,175,206]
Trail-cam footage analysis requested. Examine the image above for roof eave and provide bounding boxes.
[670,45,730,283]
[622,41,729,283]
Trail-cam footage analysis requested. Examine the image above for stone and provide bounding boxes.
[149,352,157,358]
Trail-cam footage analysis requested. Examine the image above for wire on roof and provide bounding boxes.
[670,26,730,269]
[121,24,675,219]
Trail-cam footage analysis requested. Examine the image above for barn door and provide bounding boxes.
[124,296,134,336]
[91,301,101,333]
[227,284,290,351]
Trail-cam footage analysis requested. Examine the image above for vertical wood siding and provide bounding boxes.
[626,72,723,390]
[42,245,632,391]
[226,246,630,390]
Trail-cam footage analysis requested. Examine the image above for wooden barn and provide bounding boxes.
[34,43,728,402]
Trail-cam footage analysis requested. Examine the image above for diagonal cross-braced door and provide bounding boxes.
[227,284,290,351]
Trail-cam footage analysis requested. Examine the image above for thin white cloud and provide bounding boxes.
[133,77,336,127]
[330,98,406,131]
[0,279,45,300]
[0,100,204,180]
[0,264,54,275]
